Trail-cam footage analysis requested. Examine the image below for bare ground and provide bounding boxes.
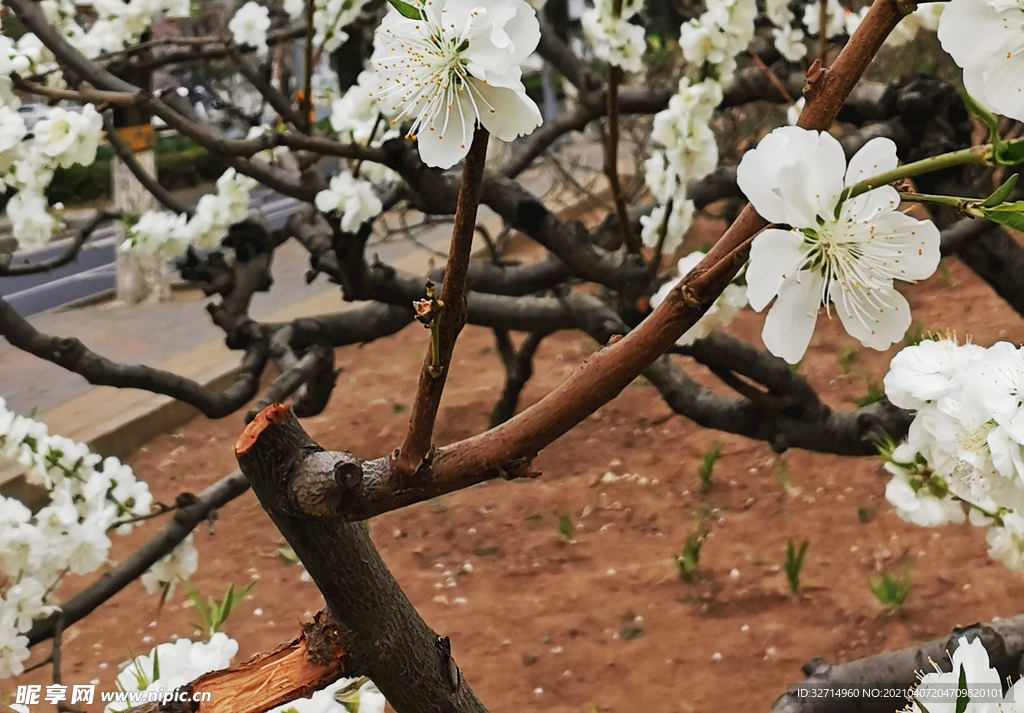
[11,240,1024,713]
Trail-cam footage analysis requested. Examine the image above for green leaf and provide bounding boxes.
[962,92,1000,143]
[385,0,421,18]
[955,664,970,713]
[983,208,1024,232]
[152,646,160,682]
[180,579,212,629]
[994,141,1024,166]
[982,173,1019,207]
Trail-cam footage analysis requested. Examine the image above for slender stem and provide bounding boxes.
[602,0,640,255]
[897,191,982,212]
[395,129,490,476]
[842,145,992,201]
[301,0,315,132]
[651,197,674,268]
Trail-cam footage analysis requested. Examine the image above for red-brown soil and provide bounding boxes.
[11,241,1024,713]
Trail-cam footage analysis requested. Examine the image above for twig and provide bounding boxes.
[604,61,641,254]
[104,118,191,215]
[27,471,250,646]
[0,211,121,277]
[300,0,315,132]
[395,128,490,476]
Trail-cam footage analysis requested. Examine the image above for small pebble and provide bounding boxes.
[712,652,722,661]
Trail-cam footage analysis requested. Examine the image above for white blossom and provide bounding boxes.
[266,676,386,713]
[987,511,1024,571]
[737,127,940,363]
[314,172,383,232]
[884,337,986,411]
[772,24,807,62]
[802,0,847,37]
[228,2,271,56]
[938,0,1024,121]
[581,0,646,71]
[108,634,239,712]
[6,190,58,249]
[883,444,965,527]
[906,635,1002,713]
[140,536,199,595]
[369,0,543,169]
[0,613,29,679]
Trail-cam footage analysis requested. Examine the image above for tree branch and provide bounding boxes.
[27,471,250,646]
[235,406,488,713]
[396,129,490,475]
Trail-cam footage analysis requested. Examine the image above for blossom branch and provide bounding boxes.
[396,129,490,476]
[0,211,121,277]
[26,471,251,647]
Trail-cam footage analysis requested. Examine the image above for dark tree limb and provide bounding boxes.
[772,617,1024,713]
[0,297,269,419]
[235,406,488,713]
[27,471,250,646]
[0,211,120,277]
[104,119,190,215]
[490,330,550,426]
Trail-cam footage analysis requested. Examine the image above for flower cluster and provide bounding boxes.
[0,398,160,678]
[39,0,189,60]
[939,0,1024,122]
[581,0,646,72]
[229,2,272,56]
[328,71,401,185]
[678,0,756,85]
[642,0,754,254]
[737,127,940,363]
[315,171,383,232]
[107,634,239,712]
[126,168,257,257]
[650,251,747,345]
[0,103,105,250]
[369,0,543,169]
[882,337,1024,571]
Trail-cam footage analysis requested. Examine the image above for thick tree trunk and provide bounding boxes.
[234,404,489,713]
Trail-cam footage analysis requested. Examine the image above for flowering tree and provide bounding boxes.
[4,0,1024,710]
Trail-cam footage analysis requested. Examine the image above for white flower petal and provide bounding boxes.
[832,280,912,351]
[761,269,822,364]
[745,228,807,311]
[844,137,899,187]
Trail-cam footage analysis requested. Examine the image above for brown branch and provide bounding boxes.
[603,64,640,253]
[234,406,488,713]
[249,0,907,521]
[300,0,315,132]
[0,211,120,276]
[395,128,490,476]
[104,119,191,215]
